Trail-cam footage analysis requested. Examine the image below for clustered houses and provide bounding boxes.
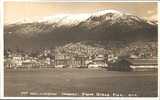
[4,46,158,71]
[4,49,55,69]
[4,49,113,69]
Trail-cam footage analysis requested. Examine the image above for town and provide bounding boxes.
[4,42,158,71]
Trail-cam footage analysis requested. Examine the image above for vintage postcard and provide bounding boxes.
[2,0,158,99]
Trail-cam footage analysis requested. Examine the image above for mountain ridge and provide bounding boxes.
[4,9,157,50]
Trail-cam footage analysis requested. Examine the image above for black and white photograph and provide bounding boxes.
[3,1,158,98]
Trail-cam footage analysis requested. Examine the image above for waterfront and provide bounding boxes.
[4,68,158,97]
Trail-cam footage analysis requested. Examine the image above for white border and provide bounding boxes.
[0,0,4,99]
[2,0,160,2]
[158,1,160,99]
[1,0,160,100]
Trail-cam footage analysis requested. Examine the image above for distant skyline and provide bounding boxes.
[4,2,157,24]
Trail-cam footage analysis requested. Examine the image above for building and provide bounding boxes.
[88,54,108,69]
[128,58,158,71]
[22,59,39,68]
[74,56,87,68]
[108,59,132,71]
[12,55,23,67]
[4,55,24,69]
[108,58,158,71]
[55,59,71,66]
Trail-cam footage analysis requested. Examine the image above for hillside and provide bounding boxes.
[54,41,157,58]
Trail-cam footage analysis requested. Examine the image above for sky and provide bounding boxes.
[4,1,157,24]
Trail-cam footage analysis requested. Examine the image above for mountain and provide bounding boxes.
[4,10,157,50]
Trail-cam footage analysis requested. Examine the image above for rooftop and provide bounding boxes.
[127,58,158,65]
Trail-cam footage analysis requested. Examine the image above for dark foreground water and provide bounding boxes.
[4,68,158,97]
